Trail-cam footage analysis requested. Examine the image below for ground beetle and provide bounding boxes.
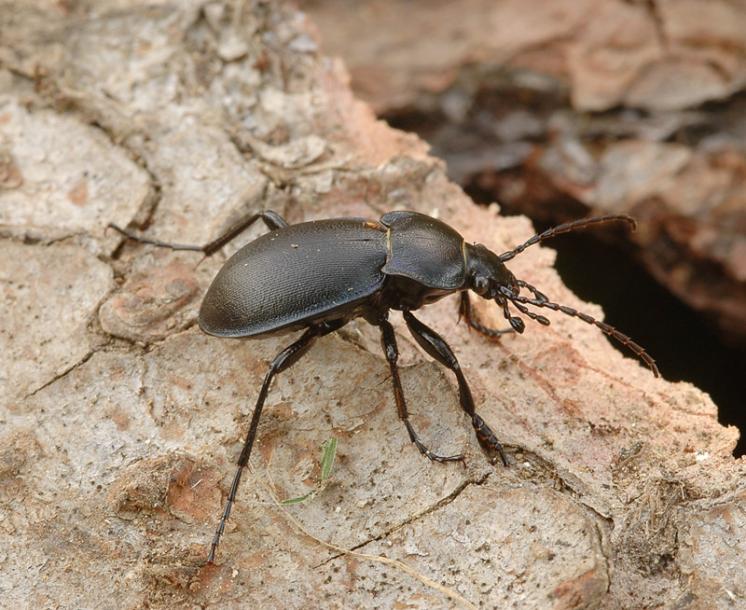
[110,209,658,561]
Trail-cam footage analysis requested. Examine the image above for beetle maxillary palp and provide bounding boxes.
[496,297,525,333]
[516,279,548,304]
[512,301,551,326]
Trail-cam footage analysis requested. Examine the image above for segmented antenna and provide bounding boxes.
[509,299,550,326]
[498,215,636,263]
[499,286,659,377]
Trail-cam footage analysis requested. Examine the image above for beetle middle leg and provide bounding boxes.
[403,311,509,466]
[109,209,288,256]
[378,319,464,463]
[209,318,344,563]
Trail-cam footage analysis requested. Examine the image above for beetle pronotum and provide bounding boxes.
[111,209,657,561]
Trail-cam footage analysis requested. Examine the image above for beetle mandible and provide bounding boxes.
[110,209,658,561]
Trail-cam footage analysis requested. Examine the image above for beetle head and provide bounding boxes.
[465,243,519,299]
[465,243,526,333]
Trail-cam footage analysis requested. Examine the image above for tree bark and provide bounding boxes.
[0,2,742,608]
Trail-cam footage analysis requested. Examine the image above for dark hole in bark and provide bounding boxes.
[467,187,746,459]
[386,105,745,458]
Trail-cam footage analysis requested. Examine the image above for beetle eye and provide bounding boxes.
[475,277,489,294]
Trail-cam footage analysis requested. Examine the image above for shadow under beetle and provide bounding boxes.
[110,209,658,562]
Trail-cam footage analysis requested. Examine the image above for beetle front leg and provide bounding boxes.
[459,292,514,338]
[403,311,509,466]
[108,209,289,256]
[378,319,464,463]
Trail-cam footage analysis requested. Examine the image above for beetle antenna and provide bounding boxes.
[499,287,659,377]
[509,298,551,326]
[498,215,636,263]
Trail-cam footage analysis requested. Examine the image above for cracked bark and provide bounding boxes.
[315,469,493,570]
[0,2,743,609]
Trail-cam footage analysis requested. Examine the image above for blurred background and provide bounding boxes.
[300,0,746,455]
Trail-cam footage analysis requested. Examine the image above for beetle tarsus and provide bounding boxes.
[472,413,509,466]
[108,209,289,257]
[407,421,464,463]
[107,223,204,252]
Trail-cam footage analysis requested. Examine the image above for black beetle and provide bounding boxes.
[110,209,658,561]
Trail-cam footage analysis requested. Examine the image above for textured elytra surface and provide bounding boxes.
[0,2,744,609]
[199,219,387,337]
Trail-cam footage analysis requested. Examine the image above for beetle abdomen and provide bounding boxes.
[199,219,387,337]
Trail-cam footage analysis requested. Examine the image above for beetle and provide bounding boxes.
[110,209,658,561]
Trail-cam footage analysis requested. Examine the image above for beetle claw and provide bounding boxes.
[412,438,464,463]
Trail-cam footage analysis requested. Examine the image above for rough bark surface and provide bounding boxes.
[304,0,746,345]
[0,2,743,609]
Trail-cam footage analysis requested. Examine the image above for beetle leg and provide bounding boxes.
[201,210,288,255]
[209,318,343,563]
[403,311,509,466]
[378,319,464,463]
[108,209,289,256]
[458,292,514,339]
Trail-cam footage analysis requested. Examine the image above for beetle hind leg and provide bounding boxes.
[378,319,464,463]
[403,310,509,467]
[208,318,344,563]
[109,209,289,256]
